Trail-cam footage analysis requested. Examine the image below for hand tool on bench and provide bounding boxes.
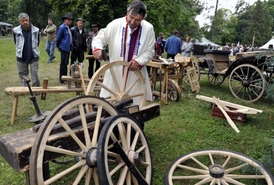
[23,76,51,124]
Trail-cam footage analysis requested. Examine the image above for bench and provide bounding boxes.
[5,76,103,125]
[5,85,84,125]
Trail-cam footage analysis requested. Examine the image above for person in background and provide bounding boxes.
[154,37,162,58]
[70,18,87,68]
[165,30,181,59]
[13,13,40,87]
[181,36,193,57]
[86,23,100,78]
[44,18,57,63]
[157,32,165,56]
[56,13,73,84]
[92,0,155,105]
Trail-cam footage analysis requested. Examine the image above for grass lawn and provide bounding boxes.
[0,36,274,184]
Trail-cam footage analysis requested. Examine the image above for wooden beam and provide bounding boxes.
[41,78,48,100]
[212,96,240,133]
[196,95,263,114]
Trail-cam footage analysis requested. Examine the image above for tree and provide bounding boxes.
[241,0,272,47]
[45,0,204,39]
[19,0,52,29]
[201,8,238,45]
[263,0,274,32]
[0,0,9,22]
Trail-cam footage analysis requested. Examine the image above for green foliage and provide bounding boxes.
[0,0,8,21]
[256,50,274,101]
[19,0,53,29]
[242,0,272,46]
[203,8,238,45]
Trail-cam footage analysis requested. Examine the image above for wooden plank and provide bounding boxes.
[11,96,18,125]
[212,96,240,133]
[5,86,84,95]
[196,95,263,113]
[212,96,230,111]
[186,67,200,93]
[85,55,94,59]
[41,78,48,100]
[147,61,165,69]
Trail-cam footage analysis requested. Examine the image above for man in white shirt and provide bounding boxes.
[92,0,155,105]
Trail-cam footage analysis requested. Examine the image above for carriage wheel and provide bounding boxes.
[229,64,266,102]
[208,73,224,85]
[29,96,118,185]
[86,61,146,108]
[183,62,201,85]
[97,115,152,185]
[165,149,274,185]
[167,79,181,101]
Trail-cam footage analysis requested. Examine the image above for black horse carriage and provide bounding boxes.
[193,44,274,102]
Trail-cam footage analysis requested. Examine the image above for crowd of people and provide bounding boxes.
[14,0,253,92]
[13,12,102,85]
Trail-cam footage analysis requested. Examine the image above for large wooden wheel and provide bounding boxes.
[86,61,147,108]
[229,64,266,102]
[29,96,118,185]
[165,149,274,185]
[97,114,152,185]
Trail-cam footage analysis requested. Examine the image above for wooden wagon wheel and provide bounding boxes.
[165,149,274,185]
[229,64,266,102]
[208,73,224,85]
[86,61,147,109]
[29,96,119,185]
[97,114,152,185]
[166,79,181,101]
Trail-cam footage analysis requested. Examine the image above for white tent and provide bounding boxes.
[194,36,220,47]
[0,22,13,27]
[259,36,274,49]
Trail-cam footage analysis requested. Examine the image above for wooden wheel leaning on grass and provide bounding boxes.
[165,149,274,185]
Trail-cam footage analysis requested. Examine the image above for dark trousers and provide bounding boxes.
[59,49,70,83]
[70,48,85,65]
[167,54,176,59]
[88,49,100,78]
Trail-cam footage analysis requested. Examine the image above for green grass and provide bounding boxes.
[0,37,274,184]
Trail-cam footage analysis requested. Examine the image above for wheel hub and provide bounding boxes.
[115,93,131,102]
[128,150,144,165]
[209,164,225,178]
[242,79,249,87]
[86,147,97,168]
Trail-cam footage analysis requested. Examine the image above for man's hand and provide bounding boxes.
[128,60,140,71]
[93,49,103,60]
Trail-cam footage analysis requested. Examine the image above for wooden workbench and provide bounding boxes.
[147,58,188,103]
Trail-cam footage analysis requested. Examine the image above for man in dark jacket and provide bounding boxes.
[56,13,73,84]
[70,18,87,67]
